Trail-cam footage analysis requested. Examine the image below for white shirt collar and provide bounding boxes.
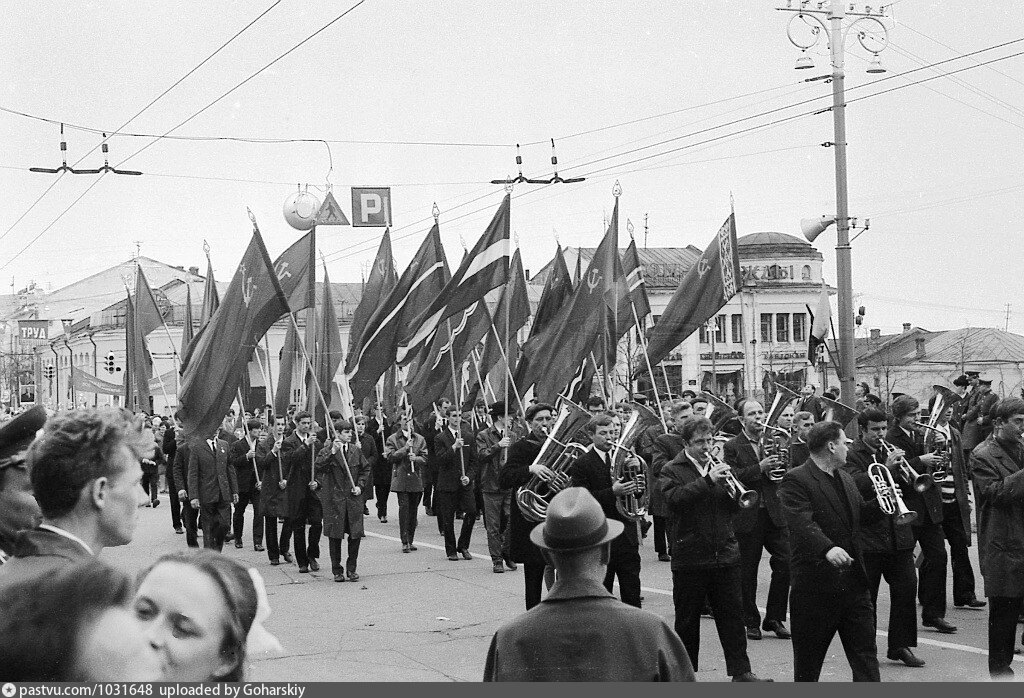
[38,523,94,556]
[685,451,709,477]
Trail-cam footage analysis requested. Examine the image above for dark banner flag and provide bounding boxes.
[71,365,124,396]
[348,228,397,358]
[622,237,652,321]
[312,267,345,423]
[274,318,299,417]
[646,212,742,367]
[513,245,572,389]
[272,231,314,313]
[135,266,165,337]
[124,293,153,411]
[807,285,831,366]
[182,282,196,352]
[179,229,290,440]
[200,255,220,328]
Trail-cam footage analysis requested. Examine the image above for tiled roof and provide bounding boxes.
[856,326,1024,367]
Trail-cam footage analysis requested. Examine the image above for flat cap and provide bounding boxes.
[0,405,47,469]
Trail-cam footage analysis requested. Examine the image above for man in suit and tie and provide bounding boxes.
[779,421,885,682]
[798,385,824,423]
[227,419,265,551]
[188,427,239,552]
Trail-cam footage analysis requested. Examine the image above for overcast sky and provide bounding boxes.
[1,1,1021,336]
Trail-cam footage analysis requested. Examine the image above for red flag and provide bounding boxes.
[271,231,315,313]
[274,318,299,417]
[182,282,196,352]
[124,292,153,411]
[200,255,220,327]
[348,228,397,360]
[512,245,572,389]
[397,195,510,364]
[622,237,651,321]
[134,266,165,337]
[646,212,742,366]
[312,267,345,424]
[179,229,290,439]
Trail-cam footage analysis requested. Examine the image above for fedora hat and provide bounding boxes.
[530,487,623,552]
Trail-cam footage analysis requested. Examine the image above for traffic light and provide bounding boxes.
[43,364,55,379]
[105,353,116,373]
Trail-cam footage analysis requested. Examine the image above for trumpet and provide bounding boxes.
[710,453,759,509]
[869,462,917,525]
[756,421,791,482]
[879,438,933,493]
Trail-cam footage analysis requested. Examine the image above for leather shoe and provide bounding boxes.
[504,558,517,571]
[409,544,417,551]
[298,566,309,573]
[234,541,243,549]
[746,626,762,640]
[732,672,772,682]
[955,597,987,609]
[459,548,473,560]
[923,617,957,634]
[282,552,294,563]
[380,516,388,523]
[762,620,791,639]
[270,559,280,566]
[425,507,434,516]
[254,544,265,552]
[347,571,359,582]
[309,559,320,572]
[402,544,411,553]
[174,527,184,535]
[447,554,459,561]
[493,562,505,573]
[658,553,672,562]
[224,532,235,542]
[334,573,346,582]
[887,647,925,667]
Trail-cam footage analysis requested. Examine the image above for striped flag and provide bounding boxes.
[807,284,831,366]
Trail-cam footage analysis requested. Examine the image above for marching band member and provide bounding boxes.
[386,412,427,553]
[477,402,516,573]
[886,395,955,633]
[227,419,265,551]
[281,411,323,573]
[842,408,924,667]
[790,411,814,468]
[259,422,292,565]
[434,407,479,561]
[316,420,371,583]
[570,413,643,608]
[724,399,792,640]
[660,416,770,682]
[970,397,1024,680]
[650,400,694,562]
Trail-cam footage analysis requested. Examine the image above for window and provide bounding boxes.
[699,324,708,344]
[715,315,726,343]
[793,313,807,342]
[801,265,812,281]
[776,314,790,343]
[731,314,743,344]
[760,314,773,343]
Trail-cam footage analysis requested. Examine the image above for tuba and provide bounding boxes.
[516,399,591,522]
[869,462,917,525]
[879,438,933,492]
[610,404,661,521]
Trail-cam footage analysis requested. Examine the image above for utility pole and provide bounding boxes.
[1005,303,1011,331]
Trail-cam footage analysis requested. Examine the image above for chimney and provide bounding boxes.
[188,266,199,276]
[902,322,912,333]
[915,337,926,358]
[525,269,531,281]
[870,328,880,340]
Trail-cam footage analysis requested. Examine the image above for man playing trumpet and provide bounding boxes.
[843,408,925,668]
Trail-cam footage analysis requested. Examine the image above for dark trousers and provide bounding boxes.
[374,478,391,518]
[524,561,546,610]
[423,483,433,510]
[913,521,948,621]
[200,501,231,552]
[672,565,751,676]
[790,582,880,682]
[141,471,159,503]
[181,498,200,547]
[434,487,477,556]
[168,485,182,529]
[988,596,1023,679]
[232,489,263,547]
[653,515,670,555]
[289,499,323,568]
[263,515,293,562]
[863,549,918,652]
[328,536,362,575]
[482,490,512,564]
[941,501,977,603]
[738,509,791,629]
[604,540,642,608]
[396,491,422,545]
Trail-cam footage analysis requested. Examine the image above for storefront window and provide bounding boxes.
[731,314,743,344]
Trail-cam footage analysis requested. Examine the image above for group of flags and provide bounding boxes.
[91,190,756,442]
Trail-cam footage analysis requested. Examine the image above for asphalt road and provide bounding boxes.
[101,491,1017,682]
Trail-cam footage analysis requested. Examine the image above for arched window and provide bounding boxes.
[801,265,812,281]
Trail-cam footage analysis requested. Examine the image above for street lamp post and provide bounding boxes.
[779,0,889,407]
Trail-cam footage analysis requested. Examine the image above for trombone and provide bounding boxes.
[710,453,759,509]
[869,462,917,525]
[879,438,933,493]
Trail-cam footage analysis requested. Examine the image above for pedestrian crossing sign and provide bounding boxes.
[315,190,351,226]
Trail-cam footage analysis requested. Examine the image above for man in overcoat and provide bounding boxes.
[386,412,427,552]
[259,421,291,565]
[316,420,371,582]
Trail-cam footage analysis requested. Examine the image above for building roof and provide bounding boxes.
[737,232,823,260]
[530,246,703,290]
[856,326,1024,368]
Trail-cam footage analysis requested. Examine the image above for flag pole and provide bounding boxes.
[469,348,489,404]
[237,387,260,488]
[632,303,667,429]
[446,318,466,479]
[487,323,526,416]
[589,350,607,404]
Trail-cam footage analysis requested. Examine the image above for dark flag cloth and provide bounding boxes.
[346,223,450,404]
[701,391,739,434]
[271,230,315,313]
[348,228,397,358]
[124,293,153,411]
[71,365,123,396]
[182,282,196,353]
[312,267,345,424]
[134,266,165,337]
[178,229,290,440]
[518,202,621,403]
[602,203,631,370]
[645,212,742,367]
[274,316,299,417]
[622,236,652,321]
[807,285,831,366]
[567,356,597,405]
[821,396,858,429]
[396,194,510,365]
[200,255,220,327]
[512,245,573,389]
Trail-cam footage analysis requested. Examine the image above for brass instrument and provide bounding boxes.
[711,453,759,509]
[516,400,591,522]
[756,421,792,482]
[610,404,661,521]
[869,461,917,525]
[915,420,951,484]
[879,438,933,492]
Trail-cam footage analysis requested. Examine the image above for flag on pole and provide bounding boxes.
[312,267,345,425]
[124,292,154,411]
[71,365,124,396]
[646,212,742,367]
[396,195,510,365]
[274,318,299,417]
[622,236,651,321]
[179,228,290,440]
[182,282,196,352]
[134,266,165,337]
[346,224,450,403]
[513,246,572,389]
[807,284,831,366]
[348,228,397,358]
[271,231,315,313]
[200,254,220,327]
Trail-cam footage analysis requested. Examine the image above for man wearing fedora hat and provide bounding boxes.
[0,406,45,566]
[483,487,695,682]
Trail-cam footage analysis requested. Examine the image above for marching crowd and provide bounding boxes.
[1,368,1024,682]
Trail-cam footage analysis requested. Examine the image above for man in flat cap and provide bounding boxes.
[0,408,152,587]
[483,487,695,682]
[0,406,45,566]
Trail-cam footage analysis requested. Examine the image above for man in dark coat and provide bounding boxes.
[500,403,560,609]
[970,397,1024,680]
[963,377,997,452]
[356,416,386,522]
[172,424,200,548]
[187,430,238,552]
[421,399,450,517]
[434,406,479,561]
[477,402,515,573]
[724,399,791,640]
[649,401,692,562]
[316,420,371,582]
[385,413,427,552]
[227,419,265,551]
[660,416,770,682]
[886,395,954,633]
[483,487,695,682]
[778,421,884,682]
[798,385,824,423]
[0,406,45,566]
[258,421,291,565]
[843,408,924,668]
[281,410,322,573]
[162,417,183,534]
[570,412,642,608]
